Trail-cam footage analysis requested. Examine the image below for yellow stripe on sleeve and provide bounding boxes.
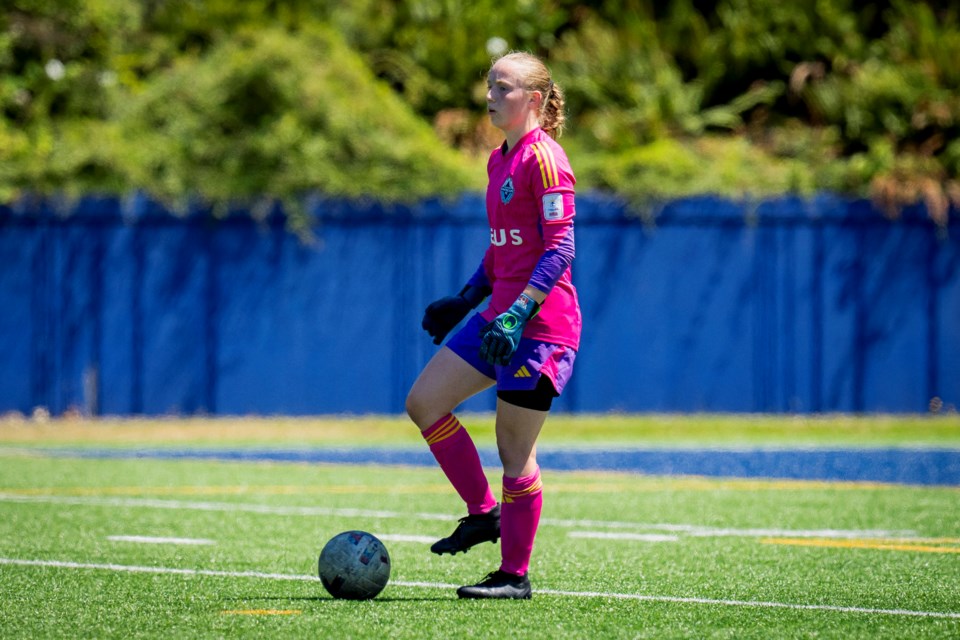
[531,144,550,190]
[544,143,560,187]
[533,142,559,188]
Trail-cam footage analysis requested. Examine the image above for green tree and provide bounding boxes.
[1,0,958,221]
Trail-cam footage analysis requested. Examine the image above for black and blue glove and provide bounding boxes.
[478,293,540,365]
[422,284,491,345]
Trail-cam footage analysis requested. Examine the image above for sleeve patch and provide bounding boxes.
[543,193,564,220]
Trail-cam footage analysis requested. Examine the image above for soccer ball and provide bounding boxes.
[318,531,391,600]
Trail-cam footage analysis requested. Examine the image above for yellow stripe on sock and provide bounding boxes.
[502,477,543,503]
[424,416,461,446]
[423,416,454,445]
[425,418,459,445]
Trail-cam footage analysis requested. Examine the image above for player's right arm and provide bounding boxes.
[421,258,492,345]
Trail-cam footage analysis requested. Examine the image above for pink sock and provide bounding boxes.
[499,467,543,576]
[422,414,497,515]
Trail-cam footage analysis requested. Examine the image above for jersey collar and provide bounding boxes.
[500,127,546,156]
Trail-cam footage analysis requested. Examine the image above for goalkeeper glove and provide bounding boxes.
[478,293,540,366]
[422,284,491,345]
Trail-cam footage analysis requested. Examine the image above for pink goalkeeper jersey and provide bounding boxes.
[479,127,581,350]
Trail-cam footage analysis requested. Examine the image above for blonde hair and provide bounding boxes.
[492,51,566,139]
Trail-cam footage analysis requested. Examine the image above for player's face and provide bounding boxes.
[486,61,535,134]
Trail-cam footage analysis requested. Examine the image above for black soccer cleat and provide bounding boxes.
[430,504,501,556]
[456,569,532,600]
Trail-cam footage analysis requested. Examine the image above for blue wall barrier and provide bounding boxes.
[1,193,957,415]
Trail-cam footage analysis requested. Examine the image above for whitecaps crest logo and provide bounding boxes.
[500,177,514,204]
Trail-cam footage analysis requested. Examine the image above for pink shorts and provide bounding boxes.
[445,314,577,393]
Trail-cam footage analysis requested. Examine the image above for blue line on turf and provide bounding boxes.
[28,447,960,487]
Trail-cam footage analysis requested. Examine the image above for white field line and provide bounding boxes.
[1,557,958,620]
[0,493,915,540]
[373,533,437,544]
[0,493,449,521]
[542,516,913,539]
[0,557,317,582]
[568,532,680,542]
[107,535,215,545]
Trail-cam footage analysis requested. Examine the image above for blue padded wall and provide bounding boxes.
[1,193,956,415]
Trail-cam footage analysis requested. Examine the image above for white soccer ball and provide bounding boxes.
[318,531,391,600]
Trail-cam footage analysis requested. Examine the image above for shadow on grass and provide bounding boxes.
[224,595,452,603]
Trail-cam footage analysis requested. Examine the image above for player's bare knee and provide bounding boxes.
[497,444,523,475]
[405,387,440,431]
[404,388,426,426]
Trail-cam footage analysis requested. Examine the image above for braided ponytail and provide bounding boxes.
[540,80,566,140]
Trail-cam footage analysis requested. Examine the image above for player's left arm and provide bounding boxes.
[527,140,576,299]
[520,199,574,306]
[527,194,575,298]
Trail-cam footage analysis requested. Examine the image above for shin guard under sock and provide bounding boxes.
[422,414,497,515]
[499,466,543,576]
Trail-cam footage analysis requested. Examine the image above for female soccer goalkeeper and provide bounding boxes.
[405,51,581,600]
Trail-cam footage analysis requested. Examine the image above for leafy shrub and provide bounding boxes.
[110,27,479,210]
[0,19,481,217]
[1,1,958,222]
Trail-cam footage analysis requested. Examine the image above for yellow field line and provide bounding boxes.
[556,478,917,492]
[221,609,301,616]
[761,537,960,554]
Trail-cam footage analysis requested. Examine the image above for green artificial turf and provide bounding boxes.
[2,413,959,449]
[1,419,958,640]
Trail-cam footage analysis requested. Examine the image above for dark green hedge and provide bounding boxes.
[2,1,958,222]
